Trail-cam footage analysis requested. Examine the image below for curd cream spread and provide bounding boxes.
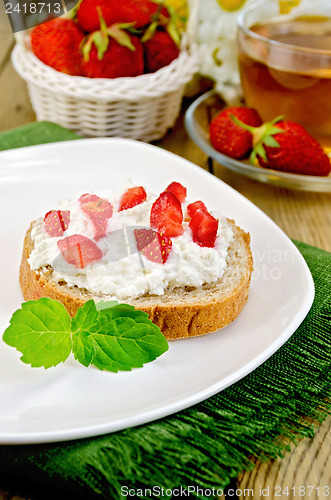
[28,189,234,300]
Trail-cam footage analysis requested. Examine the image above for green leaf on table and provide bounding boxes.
[3,298,72,368]
[72,301,169,372]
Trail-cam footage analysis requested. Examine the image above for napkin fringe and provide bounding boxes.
[83,374,330,499]
[0,243,330,500]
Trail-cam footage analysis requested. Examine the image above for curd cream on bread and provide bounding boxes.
[28,189,234,300]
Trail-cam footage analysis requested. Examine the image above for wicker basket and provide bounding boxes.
[12,36,200,142]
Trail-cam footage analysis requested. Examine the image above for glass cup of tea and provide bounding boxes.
[237,0,331,151]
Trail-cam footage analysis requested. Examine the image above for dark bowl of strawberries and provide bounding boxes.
[185,90,331,192]
[12,0,200,141]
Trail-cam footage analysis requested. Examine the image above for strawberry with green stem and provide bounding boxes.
[76,0,170,34]
[209,107,263,160]
[141,4,181,73]
[81,9,144,78]
[232,115,331,176]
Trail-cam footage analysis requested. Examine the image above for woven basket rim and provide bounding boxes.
[12,36,201,102]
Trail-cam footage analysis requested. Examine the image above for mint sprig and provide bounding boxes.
[3,298,169,372]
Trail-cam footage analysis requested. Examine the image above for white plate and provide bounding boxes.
[0,139,314,444]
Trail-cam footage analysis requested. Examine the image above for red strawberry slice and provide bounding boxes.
[79,193,101,204]
[44,210,70,237]
[164,182,187,203]
[119,186,147,211]
[150,192,183,237]
[134,228,172,264]
[79,194,113,241]
[187,201,208,219]
[189,209,219,248]
[57,234,102,268]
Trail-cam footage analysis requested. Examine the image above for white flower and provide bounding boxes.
[195,0,259,103]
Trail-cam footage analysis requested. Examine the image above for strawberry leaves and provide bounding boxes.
[3,298,168,372]
[230,114,284,164]
[81,8,137,62]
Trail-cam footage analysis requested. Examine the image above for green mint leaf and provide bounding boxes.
[3,298,71,368]
[72,302,169,372]
[98,303,151,324]
[3,298,168,373]
[71,300,98,367]
[96,300,119,311]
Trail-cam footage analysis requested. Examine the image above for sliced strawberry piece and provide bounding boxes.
[187,201,208,219]
[44,210,70,237]
[118,186,147,211]
[134,228,172,264]
[79,194,113,241]
[189,209,219,248]
[79,193,101,204]
[57,234,102,268]
[164,182,187,203]
[150,192,183,237]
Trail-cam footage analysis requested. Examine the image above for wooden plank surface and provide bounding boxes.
[0,18,330,500]
[0,2,14,63]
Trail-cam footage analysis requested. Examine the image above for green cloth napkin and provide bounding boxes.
[0,121,80,151]
[0,123,330,500]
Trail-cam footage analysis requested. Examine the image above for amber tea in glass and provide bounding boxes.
[238,0,331,150]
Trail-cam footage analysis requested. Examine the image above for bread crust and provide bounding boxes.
[20,222,253,340]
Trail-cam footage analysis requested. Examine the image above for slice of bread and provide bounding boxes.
[19,220,253,340]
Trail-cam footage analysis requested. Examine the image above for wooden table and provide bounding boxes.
[0,5,330,500]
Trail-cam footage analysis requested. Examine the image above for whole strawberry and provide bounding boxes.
[256,121,331,176]
[209,107,262,160]
[143,30,180,73]
[233,116,331,176]
[77,0,169,33]
[82,19,144,78]
[31,18,85,76]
